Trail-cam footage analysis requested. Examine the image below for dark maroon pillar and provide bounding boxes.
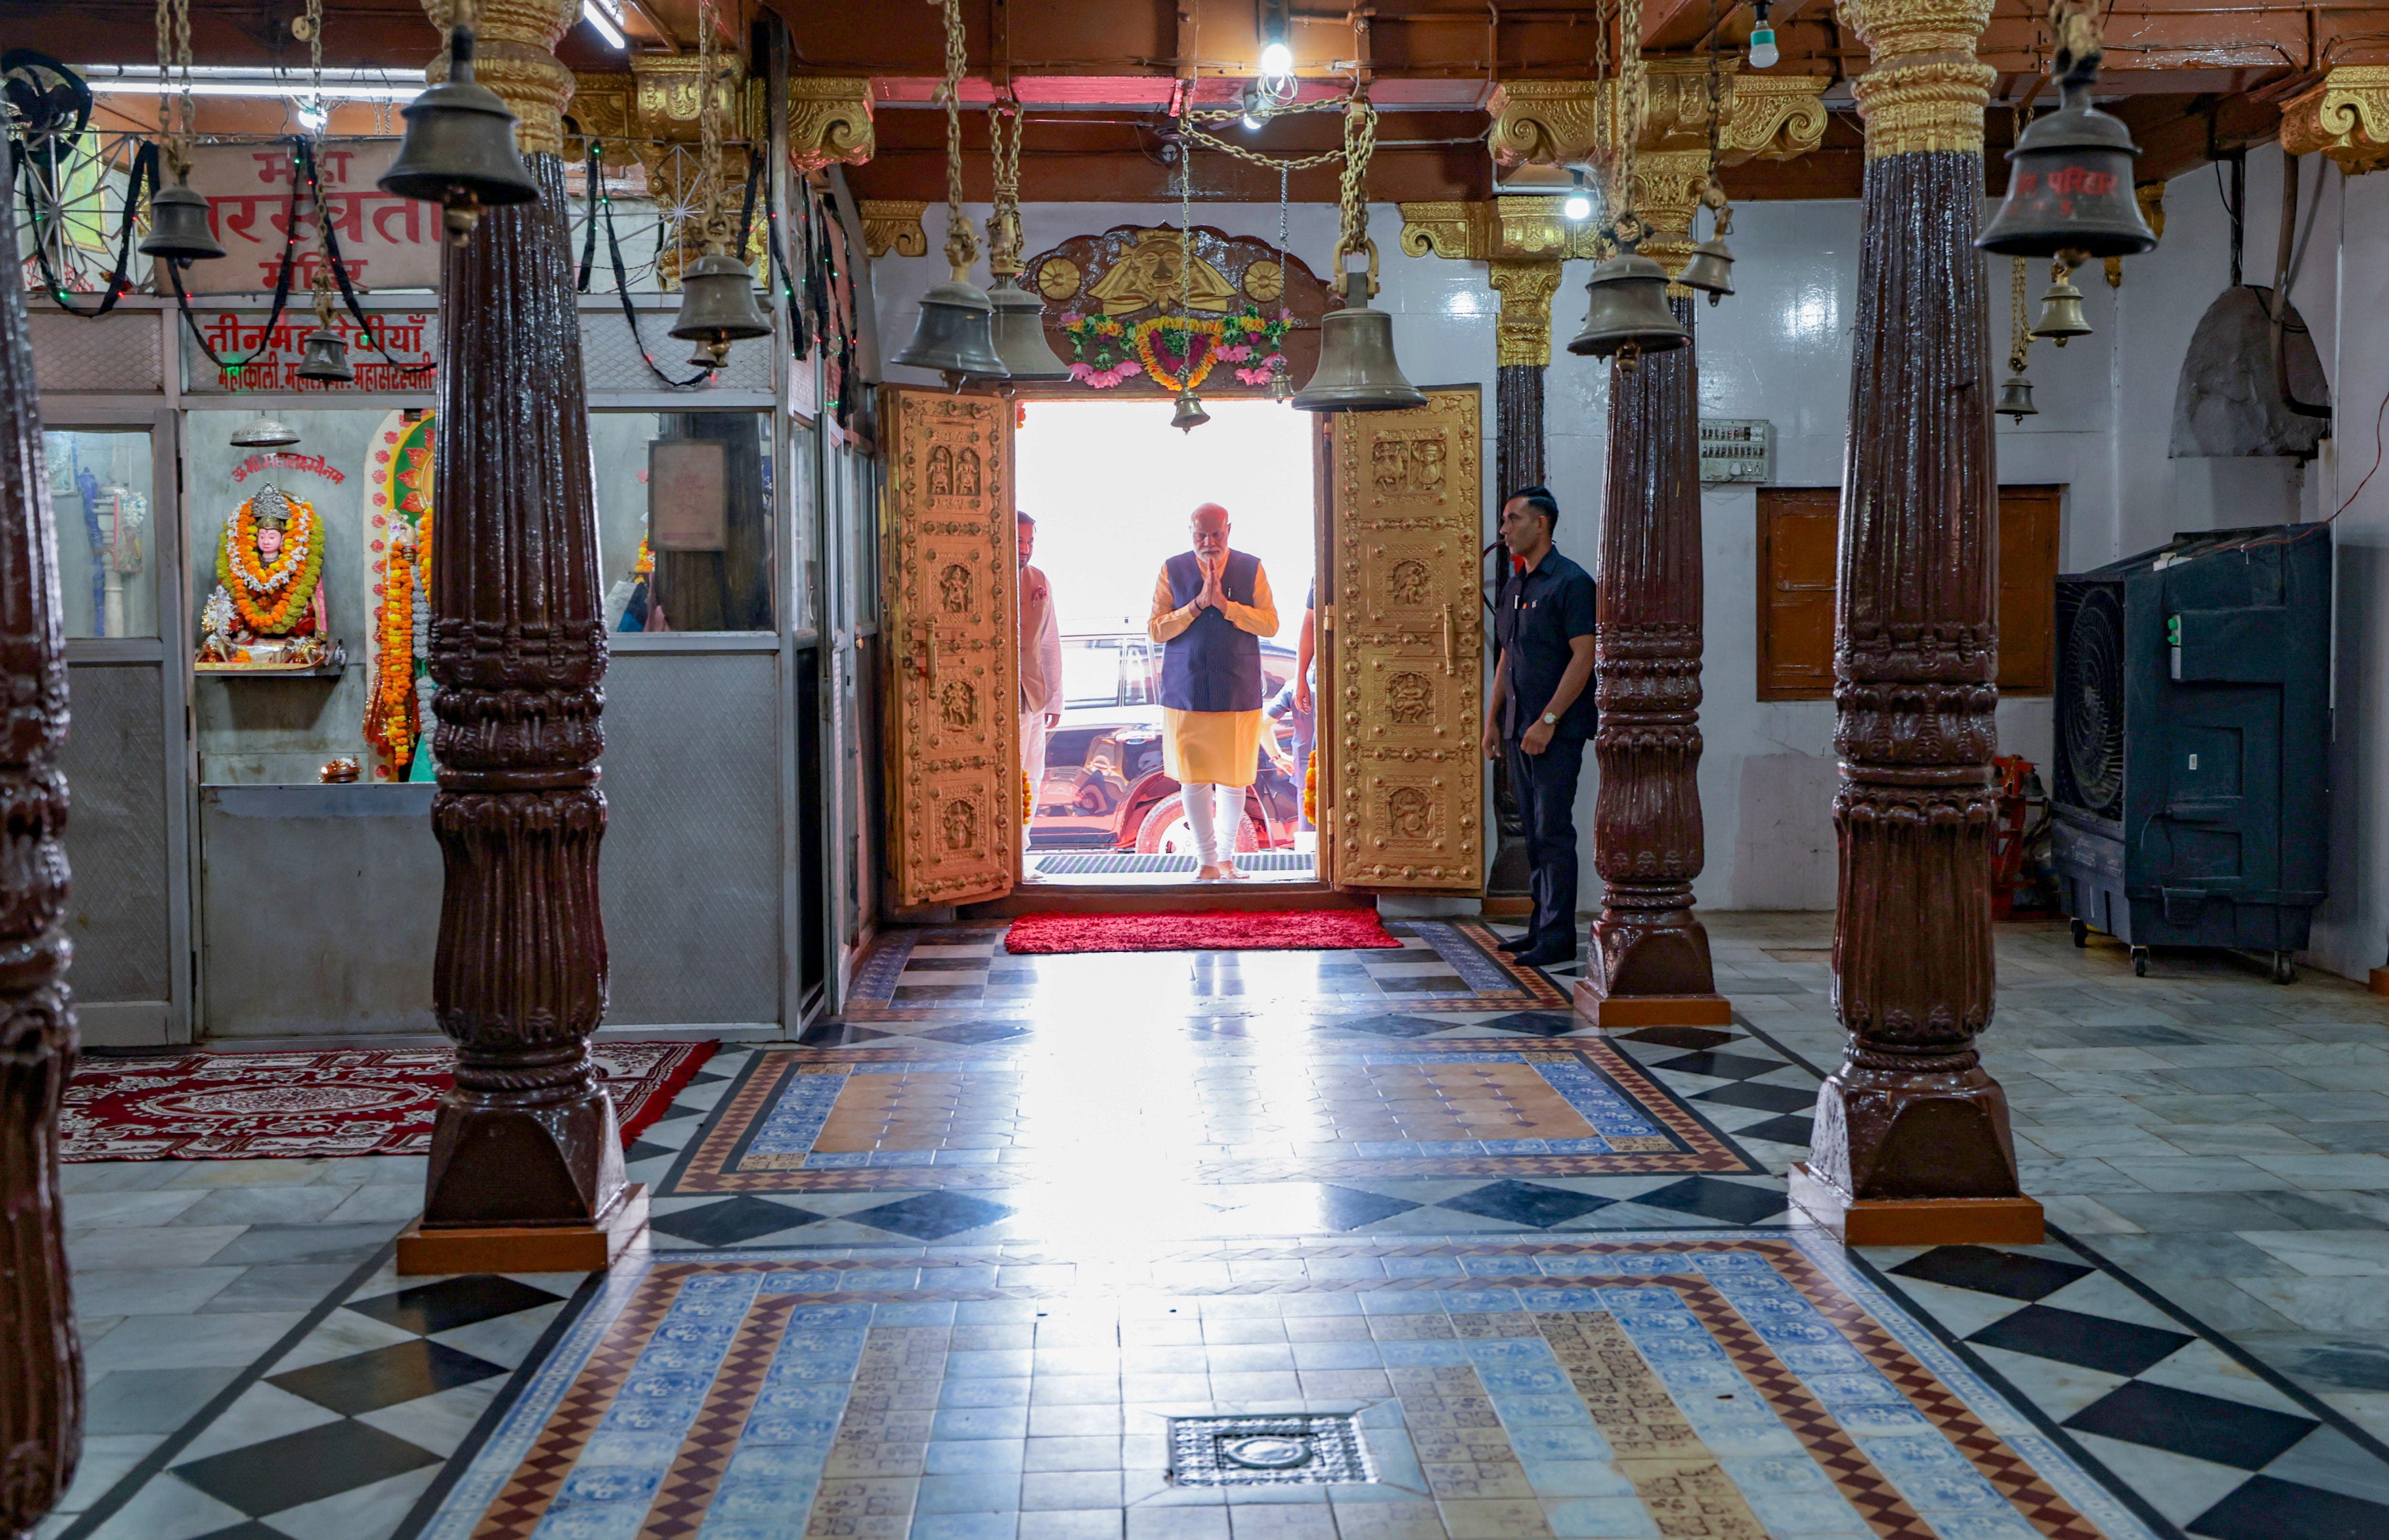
[1578,297,1726,1026]
[0,181,81,1540]
[415,151,626,1246]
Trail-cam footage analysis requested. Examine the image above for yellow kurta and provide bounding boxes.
[1149,560,1279,788]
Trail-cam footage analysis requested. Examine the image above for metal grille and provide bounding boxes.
[580,307,775,394]
[61,663,172,1000]
[1169,1415,1371,1487]
[30,310,163,394]
[598,651,780,1025]
[1032,851,1315,876]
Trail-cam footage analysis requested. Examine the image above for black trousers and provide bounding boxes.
[1507,735,1586,957]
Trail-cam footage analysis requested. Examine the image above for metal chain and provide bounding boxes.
[1276,160,1289,285]
[307,0,324,117]
[935,0,977,278]
[986,99,1022,277]
[1178,127,1194,313]
[1616,0,1644,245]
[1703,0,1721,198]
[2010,256,2031,372]
[1335,93,1378,264]
[697,0,722,246]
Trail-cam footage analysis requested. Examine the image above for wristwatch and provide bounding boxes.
[1542,711,1558,726]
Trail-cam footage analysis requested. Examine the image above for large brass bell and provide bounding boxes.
[1997,373,2038,422]
[378,23,540,245]
[894,277,1006,386]
[1171,392,1211,433]
[229,414,300,448]
[2032,270,2091,346]
[1291,271,1426,412]
[670,250,773,358]
[976,282,1070,385]
[1567,250,1688,362]
[1977,77,2156,261]
[139,175,225,264]
[295,326,354,383]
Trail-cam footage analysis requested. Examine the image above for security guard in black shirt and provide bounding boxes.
[1481,487,1597,968]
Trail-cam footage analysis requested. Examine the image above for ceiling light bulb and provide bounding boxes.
[1243,112,1262,131]
[1748,26,1778,68]
[1260,41,1294,77]
[297,98,328,131]
[1563,190,1593,221]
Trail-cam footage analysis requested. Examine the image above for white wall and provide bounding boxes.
[865,167,2387,980]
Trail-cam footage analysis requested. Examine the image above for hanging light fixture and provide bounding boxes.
[1999,257,2038,423]
[667,0,771,362]
[971,101,1070,387]
[2032,259,2092,345]
[378,0,539,245]
[230,415,301,448]
[893,0,1005,385]
[1977,0,2156,262]
[1292,94,1426,412]
[1259,0,1294,79]
[138,0,225,263]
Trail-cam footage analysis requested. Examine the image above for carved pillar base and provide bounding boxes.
[1581,296,1724,1029]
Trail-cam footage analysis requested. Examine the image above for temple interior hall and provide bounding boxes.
[7,3,2389,1540]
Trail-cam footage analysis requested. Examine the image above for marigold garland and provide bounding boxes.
[1061,306,1290,392]
[215,498,324,635]
[366,530,419,770]
[1303,755,1317,825]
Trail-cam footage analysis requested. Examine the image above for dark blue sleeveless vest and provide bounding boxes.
[1161,549,1263,712]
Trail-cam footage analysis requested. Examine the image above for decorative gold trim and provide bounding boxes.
[1397,200,1605,264]
[1487,80,1605,171]
[630,53,763,142]
[2280,66,2389,177]
[425,0,577,159]
[789,76,876,173]
[1488,261,1565,368]
[1491,64,1828,169]
[1838,0,1996,160]
[860,200,930,259]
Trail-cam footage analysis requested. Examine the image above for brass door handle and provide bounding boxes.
[1441,603,1455,676]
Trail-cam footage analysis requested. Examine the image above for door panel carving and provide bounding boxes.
[1328,388,1484,891]
[883,389,1017,909]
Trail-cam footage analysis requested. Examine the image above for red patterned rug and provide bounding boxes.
[1003,908,1403,954]
[61,1040,717,1162]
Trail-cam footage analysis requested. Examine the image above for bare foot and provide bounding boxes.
[1196,863,1226,881]
[1220,862,1249,880]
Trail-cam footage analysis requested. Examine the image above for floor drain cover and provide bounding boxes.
[1169,1413,1372,1486]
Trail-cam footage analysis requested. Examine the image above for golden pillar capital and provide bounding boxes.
[1488,261,1567,367]
[2281,66,2389,176]
[789,77,876,173]
[1487,80,1606,171]
[1490,64,1828,171]
[1838,0,1997,158]
[630,52,763,141]
[424,0,577,159]
[859,200,929,258]
[1627,150,1714,278]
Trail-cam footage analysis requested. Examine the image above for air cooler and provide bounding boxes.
[2050,523,2330,982]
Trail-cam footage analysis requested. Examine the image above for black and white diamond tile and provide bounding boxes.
[1864,1236,2389,1540]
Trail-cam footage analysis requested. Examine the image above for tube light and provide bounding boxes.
[582,0,626,50]
[75,65,417,100]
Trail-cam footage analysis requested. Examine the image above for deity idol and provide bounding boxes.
[198,482,336,669]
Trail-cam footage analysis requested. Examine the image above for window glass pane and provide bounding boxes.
[46,428,157,640]
[593,411,775,634]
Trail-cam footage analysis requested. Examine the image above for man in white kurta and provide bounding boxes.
[1018,512,1064,833]
[1147,503,1280,879]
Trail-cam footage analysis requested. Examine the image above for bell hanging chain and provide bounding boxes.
[986,99,1023,278]
[1701,0,1727,232]
[305,0,324,135]
[697,0,724,251]
[1334,93,1379,272]
[936,0,978,281]
[2010,256,2031,375]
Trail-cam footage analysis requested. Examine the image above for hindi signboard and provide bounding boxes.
[184,309,438,393]
[1698,418,1774,484]
[178,139,440,295]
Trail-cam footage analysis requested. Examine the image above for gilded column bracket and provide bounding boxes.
[860,200,931,259]
[2280,66,2389,177]
[1788,0,2042,1247]
[788,76,876,174]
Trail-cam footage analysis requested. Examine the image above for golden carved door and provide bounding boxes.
[882,388,1019,911]
[1323,387,1485,891]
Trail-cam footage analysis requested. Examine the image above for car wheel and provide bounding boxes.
[1133,793,1262,857]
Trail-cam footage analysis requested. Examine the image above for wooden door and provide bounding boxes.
[1756,487,1841,700]
[1323,387,1486,891]
[881,388,1018,910]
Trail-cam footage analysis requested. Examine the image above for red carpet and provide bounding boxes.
[1003,909,1403,954]
[61,1040,716,1162]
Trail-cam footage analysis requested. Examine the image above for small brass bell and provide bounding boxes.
[1291,271,1426,413]
[975,282,1070,386]
[1978,77,2157,261]
[139,174,225,264]
[2033,271,2092,346]
[670,249,773,358]
[295,326,354,383]
[1266,357,1294,401]
[894,277,1007,386]
[686,338,727,371]
[1567,250,1688,362]
[1171,392,1211,433]
[229,414,301,448]
[1997,372,2038,422]
[378,23,541,245]
[1677,237,1734,306]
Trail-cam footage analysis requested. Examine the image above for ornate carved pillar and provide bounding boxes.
[398,0,644,1274]
[1485,62,1824,1025]
[1787,0,2042,1245]
[0,177,79,1540]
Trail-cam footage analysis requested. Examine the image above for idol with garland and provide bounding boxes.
[198,482,338,670]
